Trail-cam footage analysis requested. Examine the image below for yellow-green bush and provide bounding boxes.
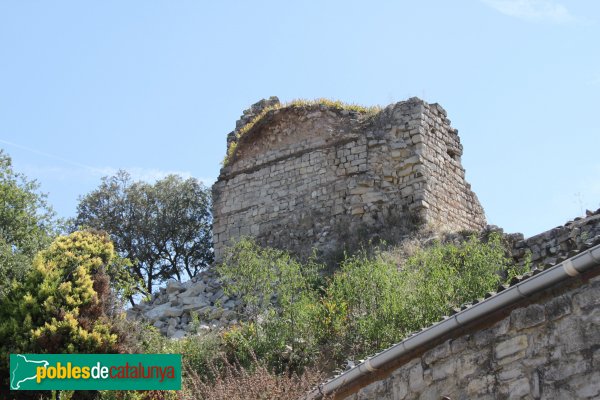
[0,231,136,396]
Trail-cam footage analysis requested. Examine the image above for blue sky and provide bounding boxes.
[0,0,598,238]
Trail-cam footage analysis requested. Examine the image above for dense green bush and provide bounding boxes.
[399,233,516,332]
[324,232,516,359]
[325,251,406,358]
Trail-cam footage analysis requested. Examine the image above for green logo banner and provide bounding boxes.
[10,354,181,391]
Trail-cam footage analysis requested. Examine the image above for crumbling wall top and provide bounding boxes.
[221,98,381,170]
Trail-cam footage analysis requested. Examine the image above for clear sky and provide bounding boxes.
[0,1,598,238]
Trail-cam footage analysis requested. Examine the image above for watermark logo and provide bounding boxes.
[10,354,181,390]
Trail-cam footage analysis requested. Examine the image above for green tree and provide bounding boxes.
[0,150,58,296]
[74,171,213,296]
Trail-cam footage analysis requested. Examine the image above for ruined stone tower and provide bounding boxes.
[212,97,486,261]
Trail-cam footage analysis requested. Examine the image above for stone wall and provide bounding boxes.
[509,211,600,267]
[342,266,600,399]
[212,97,486,260]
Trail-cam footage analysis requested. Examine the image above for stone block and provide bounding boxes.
[497,366,523,382]
[573,286,600,310]
[495,335,528,360]
[572,371,600,398]
[169,330,186,340]
[423,341,450,365]
[544,354,589,381]
[143,302,174,320]
[351,206,365,215]
[390,380,407,399]
[181,296,208,306]
[166,280,185,294]
[450,336,469,354]
[467,375,494,396]
[553,317,586,354]
[511,304,545,330]
[500,377,530,398]
[431,358,456,381]
[162,307,184,318]
[357,382,386,400]
[456,350,483,380]
[545,295,571,320]
[152,320,164,329]
[408,361,425,392]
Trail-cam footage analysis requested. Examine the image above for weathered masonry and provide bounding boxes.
[212,97,486,260]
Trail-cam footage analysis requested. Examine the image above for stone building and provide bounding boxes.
[212,97,486,260]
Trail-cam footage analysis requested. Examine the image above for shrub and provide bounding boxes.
[151,331,223,380]
[0,231,136,397]
[0,231,125,354]
[217,238,322,372]
[324,251,406,358]
[399,232,512,331]
[182,355,327,400]
[323,232,514,360]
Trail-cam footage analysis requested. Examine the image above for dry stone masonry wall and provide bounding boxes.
[212,97,486,260]
[509,210,600,267]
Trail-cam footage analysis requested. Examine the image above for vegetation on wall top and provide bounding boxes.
[222,98,383,166]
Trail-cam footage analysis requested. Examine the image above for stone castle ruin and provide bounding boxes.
[134,97,600,398]
[212,96,486,260]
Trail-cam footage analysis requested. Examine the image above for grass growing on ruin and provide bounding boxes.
[222,98,382,166]
[288,98,382,114]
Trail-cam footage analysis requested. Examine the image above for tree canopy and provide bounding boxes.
[74,170,213,295]
[0,149,58,295]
